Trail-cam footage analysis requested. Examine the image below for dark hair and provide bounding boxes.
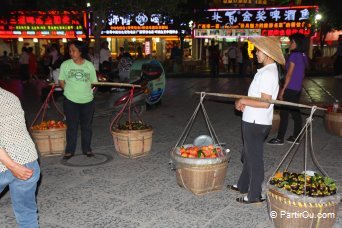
[69,40,88,59]
[289,33,306,53]
[276,62,285,86]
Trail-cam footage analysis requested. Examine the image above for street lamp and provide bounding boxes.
[315,14,322,23]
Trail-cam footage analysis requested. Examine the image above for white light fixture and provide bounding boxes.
[77,37,83,41]
[106,37,111,42]
[33,38,38,43]
[18,37,24,42]
[132,38,136,42]
[91,39,95,42]
[204,38,209,44]
[155,38,160,43]
[315,14,322,21]
[86,2,91,7]
[62,38,67,43]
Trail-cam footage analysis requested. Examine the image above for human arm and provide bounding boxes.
[0,147,33,180]
[235,92,272,112]
[279,61,295,100]
[59,80,65,89]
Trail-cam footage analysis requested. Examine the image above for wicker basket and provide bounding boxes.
[172,145,229,195]
[111,128,153,158]
[267,187,340,228]
[324,111,342,137]
[31,128,66,156]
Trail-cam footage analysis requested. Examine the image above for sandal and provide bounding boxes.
[84,152,94,157]
[227,184,240,193]
[63,153,74,160]
[236,196,265,204]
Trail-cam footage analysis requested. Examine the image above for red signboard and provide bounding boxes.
[0,11,86,38]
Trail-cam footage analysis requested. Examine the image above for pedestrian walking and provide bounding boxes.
[227,36,285,204]
[58,40,98,160]
[0,87,41,227]
[267,33,308,145]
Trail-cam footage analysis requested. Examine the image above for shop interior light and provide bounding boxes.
[33,38,38,43]
[106,37,111,42]
[62,38,67,43]
[91,39,95,42]
[18,37,24,42]
[132,38,136,42]
[155,38,160,43]
[315,14,322,21]
[86,2,91,8]
[77,38,83,41]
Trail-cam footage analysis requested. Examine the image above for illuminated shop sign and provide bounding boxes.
[0,11,85,38]
[194,6,317,37]
[98,12,181,36]
[222,0,268,4]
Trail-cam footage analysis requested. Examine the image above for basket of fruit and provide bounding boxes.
[31,120,67,156]
[171,144,229,195]
[111,121,153,158]
[267,171,340,228]
[266,107,341,228]
[324,104,342,137]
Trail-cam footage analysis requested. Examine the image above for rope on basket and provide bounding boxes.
[31,85,65,128]
[268,106,330,197]
[169,92,223,168]
[109,86,144,133]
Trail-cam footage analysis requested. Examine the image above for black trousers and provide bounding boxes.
[237,121,271,201]
[277,89,302,140]
[63,98,95,154]
[210,60,219,77]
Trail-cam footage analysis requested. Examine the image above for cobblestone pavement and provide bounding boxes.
[0,76,341,228]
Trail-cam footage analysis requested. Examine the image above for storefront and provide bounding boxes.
[193,5,318,61]
[89,11,192,63]
[0,11,86,59]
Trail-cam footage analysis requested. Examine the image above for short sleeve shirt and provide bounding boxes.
[59,59,98,104]
[286,52,308,91]
[0,88,38,172]
[242,63,279,125]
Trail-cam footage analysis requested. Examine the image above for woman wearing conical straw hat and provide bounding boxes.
[227,36,285,204]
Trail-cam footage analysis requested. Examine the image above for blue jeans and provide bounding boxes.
[0,160,40,228]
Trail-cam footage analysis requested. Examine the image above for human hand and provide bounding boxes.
[9,163,33,180]
[235,99,245,112]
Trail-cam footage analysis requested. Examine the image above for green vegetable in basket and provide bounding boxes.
[197,150,205,158]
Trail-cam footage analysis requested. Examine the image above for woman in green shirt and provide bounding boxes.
[59,40,98,160]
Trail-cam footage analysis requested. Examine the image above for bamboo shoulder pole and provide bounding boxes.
[92,82,141,88]
[195,92,327,111]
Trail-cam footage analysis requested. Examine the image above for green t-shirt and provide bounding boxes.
[59,59,98,104]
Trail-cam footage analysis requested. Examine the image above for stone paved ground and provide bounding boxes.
[0,76,341,228]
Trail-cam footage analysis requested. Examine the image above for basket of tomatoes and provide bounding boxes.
[30,120,67,156]
[171,144,230,195]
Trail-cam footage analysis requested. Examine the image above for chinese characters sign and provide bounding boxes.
[98,12,181,36]
[0,11,85,38]
[194,6,317,37]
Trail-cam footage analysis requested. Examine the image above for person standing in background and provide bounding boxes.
[28,47,38,81]
[228,42,237,73]
[19,47,29,82]
[99,41,111,71]
[0,87,41,227]
[267,33,308,145]
[59,40,98,160]
[208,40,220,77]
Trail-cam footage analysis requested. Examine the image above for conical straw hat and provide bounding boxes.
[249,36,285,65]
